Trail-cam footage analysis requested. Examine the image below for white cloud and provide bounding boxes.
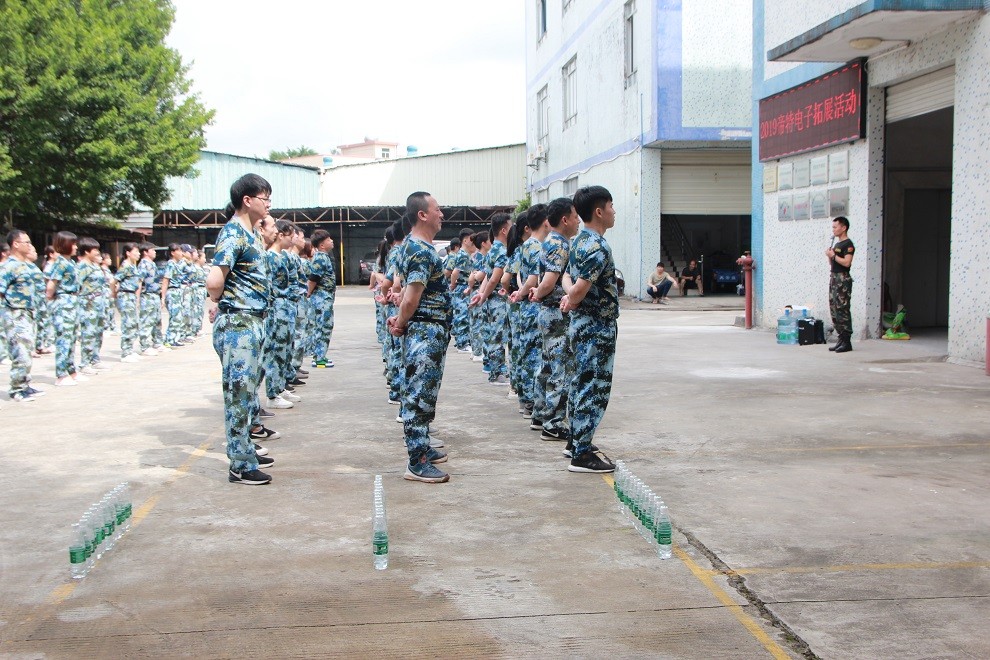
[166,0,526,158]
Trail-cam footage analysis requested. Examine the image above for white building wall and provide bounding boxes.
[758,4,990,364]
[321,144,526,207]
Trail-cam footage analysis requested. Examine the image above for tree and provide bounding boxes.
[0,0,214,220]
[269,146,319,162]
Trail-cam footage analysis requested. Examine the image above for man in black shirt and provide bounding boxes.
[826,216,855,353]
[678,259,704,296]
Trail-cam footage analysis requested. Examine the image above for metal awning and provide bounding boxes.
[768,0,983,62]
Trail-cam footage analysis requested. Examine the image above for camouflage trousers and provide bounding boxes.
[51,294,79,378]
[78,294,105,367]
[263,298,296,399]
[0,312,8,362]
[384,303,403,402]
[829,272,853,340]
[400,320,449,462]
[534,305,571,432]
[3,308,35,394]
[308,290,335,361]
[102,292,115,332]
[289,297,309,378]
[139,294,163,350]
[181,287,195,339]
[116,293,140,357]
[165,289,185,345]
[450,289,470,349]
[212,312,264,472]
[482,295,508,380]
[190,287,206,336]
[507,300,522,396]
[515,300,542,407]
[35,299,54,351]
[469,299,484,357]
[375,298,387,348]
[567,313,617,456]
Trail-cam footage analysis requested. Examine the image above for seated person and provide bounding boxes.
[646,262,677,303]
[678,259,704,296]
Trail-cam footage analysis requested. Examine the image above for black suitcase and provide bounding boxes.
[798,318,825,345]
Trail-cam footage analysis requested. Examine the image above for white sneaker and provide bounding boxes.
[280,390,301,403]
[267,395,294,409]
[429,435,445,448]
[471,355,483,362]
[73,373,90,383]
[79,366,99,376]
[121,354,141,363]
[55,377,77,387]
[141,348,159,357]
[508,389,517,399]
[93,362,113,371]
[395,415,403,423]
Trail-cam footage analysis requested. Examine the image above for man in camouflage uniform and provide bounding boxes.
[307,229,337,368]
[467,232,488,361]
[511,207,548,419]
[207,174,276,485]
[826,216,855,353]
[263,219,298,408]
[188,248,208,337]
[138,243,164,353]
[0,230,44,401]
[449,229,474,353]
[388,192,451,483]
[76,238,109,373]
[282,227,307,386]
[161,244,187,347]
[115,242,144,362]
[529,197,580,440]
[561,186,619,474]
[381,223,406,404]
[470,214,511,384]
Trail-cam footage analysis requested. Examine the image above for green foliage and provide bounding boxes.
[269,146,319,162]
[0,0,214,220]
[513,194,531,215]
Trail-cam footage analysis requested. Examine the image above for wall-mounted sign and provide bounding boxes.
[794,159,810,188]
[829,150,849,182]
[828,187,849,216]
[811,191,829,218]
[778,194,793,221]
[810,156,829,185]
[758,60,866,162]
[793,193,811,220]
[778,162,793,190]
[763,164,778,193]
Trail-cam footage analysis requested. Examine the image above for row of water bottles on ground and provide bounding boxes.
[777,306,825,345]
[613,461,672,560]
[69,483,133,579]
[373,475,389,570]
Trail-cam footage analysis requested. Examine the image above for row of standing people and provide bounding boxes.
[206,174,338,486]
[0,233,209,401]
[372,186,621,483]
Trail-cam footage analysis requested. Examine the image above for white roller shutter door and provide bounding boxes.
[660,150,751,215]
[886,67,954,123]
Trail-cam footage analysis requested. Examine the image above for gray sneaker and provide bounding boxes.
[425,447,448,464]
[488,374,509,386]
[404,456,450,483]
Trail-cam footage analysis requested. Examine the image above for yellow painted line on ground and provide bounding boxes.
[721,560,990,576]
[43,436,216,608]
[601,475,790,659]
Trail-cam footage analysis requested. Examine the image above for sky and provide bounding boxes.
[165,1,527,160]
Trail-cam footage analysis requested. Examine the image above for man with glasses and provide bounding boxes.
[207,175,276,485]
[0,230,45,402]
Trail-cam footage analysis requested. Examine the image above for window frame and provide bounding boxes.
[562,56,578,130]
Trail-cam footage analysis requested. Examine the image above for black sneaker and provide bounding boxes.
[562,441,597,458]
[297,369,309,376]
[567,450,615,473]
[541,428,569,441]
[257,455,275,468]
[287,378,306,386]
[254,443,269,456]
[259,408,275,419]
[228,468,272,485]
[250,426,281,441]
[284,384,295,393]
[529,418,544,431]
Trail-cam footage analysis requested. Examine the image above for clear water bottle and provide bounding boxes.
[69,523,88,579]
[373,476,388,570]
[88,505,105,560]
[100,496,116,552]
[654,504,673,560]
[777,308,795,344]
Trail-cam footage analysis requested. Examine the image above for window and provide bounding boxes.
[537,0,547,41]
[380,148,391,159]
[624,1,636,80]
[537,85,549,153]
[562,56,577,129]
[563,175,579,196]
[535,188,550,204]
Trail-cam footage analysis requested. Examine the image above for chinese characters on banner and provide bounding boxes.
[759,61,866,161]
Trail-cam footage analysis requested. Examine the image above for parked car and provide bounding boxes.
[358,251,377,285]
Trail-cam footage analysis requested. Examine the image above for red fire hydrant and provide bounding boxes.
[736,253,755,330]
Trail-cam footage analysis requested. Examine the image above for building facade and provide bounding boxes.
[752,0,988,365]
[526,0,753,295]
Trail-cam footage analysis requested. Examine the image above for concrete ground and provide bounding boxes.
[1,288,988,658]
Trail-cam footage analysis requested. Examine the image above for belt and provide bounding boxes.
[409,314,451,326]
[119,290,138,294]
[219,308,267,320]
